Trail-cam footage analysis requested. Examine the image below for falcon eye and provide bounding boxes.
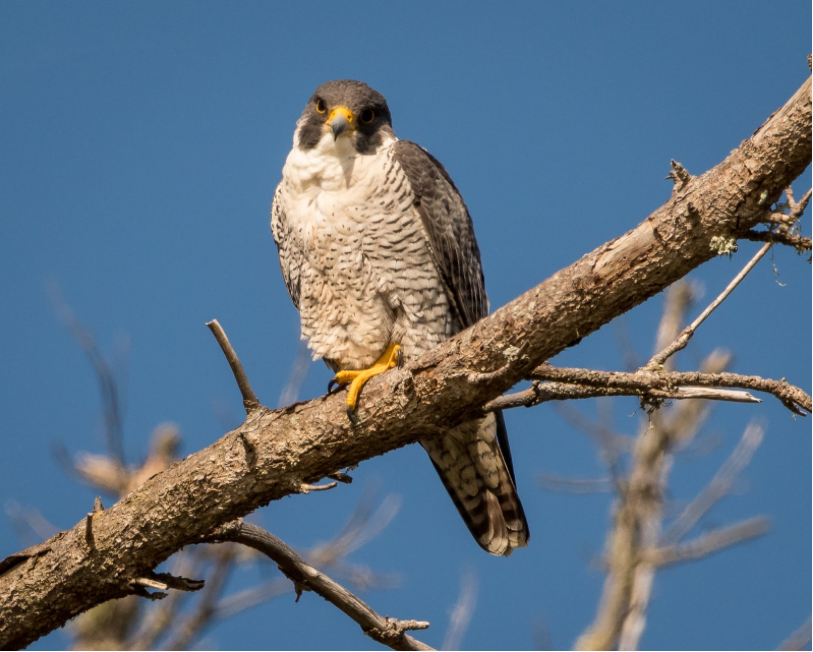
[315,99,327,114]
[360,109,375,124]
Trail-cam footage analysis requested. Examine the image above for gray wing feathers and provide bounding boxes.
[394,141,529,555]
[392,140,488,328]
[270,182,301,309]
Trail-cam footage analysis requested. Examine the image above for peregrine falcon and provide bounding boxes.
[271,79,529,556]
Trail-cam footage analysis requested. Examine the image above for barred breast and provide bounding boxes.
[277,136,454,369]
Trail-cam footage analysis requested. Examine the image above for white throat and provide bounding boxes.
[285,129,395,192]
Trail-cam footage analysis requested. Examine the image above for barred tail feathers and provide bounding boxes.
[421,412,529,556]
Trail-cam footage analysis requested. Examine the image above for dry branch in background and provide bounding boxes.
[441,571,479,651]
[777,616,813,651]
[574,282,777,651]
[0,71,810,650]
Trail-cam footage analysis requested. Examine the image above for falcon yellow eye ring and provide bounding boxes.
[360,109,375,124]
[315,99,327,114]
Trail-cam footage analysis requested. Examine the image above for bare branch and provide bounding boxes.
[781,187,812,222]
[647,242,773,369]
[744,229,811,251]
[646,517,770,567]
[299,481,339,493]
[133,571,205,603]
[202,521,434,651]
[525,365,809,416]
[653,281,697,371]
[578,284,759,651]
[206,319,260,414]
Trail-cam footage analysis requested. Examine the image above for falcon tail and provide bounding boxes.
[421,411,529,556]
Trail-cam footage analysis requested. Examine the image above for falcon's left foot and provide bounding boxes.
[328,343,402,419]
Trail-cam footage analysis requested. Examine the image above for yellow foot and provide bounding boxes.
[328,344,402,419]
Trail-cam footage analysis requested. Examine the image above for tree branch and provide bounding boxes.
[206,319,260,414]
[744,229,811,251]
[646,242,773,369]
[201,521,433,652]
[521,365,810,415]
[646,517,770,567]
[1,74,809,651]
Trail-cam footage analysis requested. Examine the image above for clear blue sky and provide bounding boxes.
[1,2,810,650]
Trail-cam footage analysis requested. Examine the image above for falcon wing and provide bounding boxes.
[392,140,488,329]
[270,182,301,310]
[393,140,523,490]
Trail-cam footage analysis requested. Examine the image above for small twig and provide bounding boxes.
[126,550,203,650]
[133,572,204,593]
[132,587,168,601]
[299,481,339,494]
[744,230,811,251]
[201,521,433,651]
[328,471,353,484]
[646,516,770,567]
[747,186,811,253]
[393,620,431,632]
[84,514,94,548]
[646,242,773,369]
[663,387,759,402]
[206,319,261,414]
[164,545,236,650]
[84,497,105,549]
[666,159,693,192]
[151,572,206,592]
[135,576,169,591]
[785,188,812,221]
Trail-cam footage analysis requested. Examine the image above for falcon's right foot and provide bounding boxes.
[327,343,402,419]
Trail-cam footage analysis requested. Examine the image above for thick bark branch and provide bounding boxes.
[1,74,809,650]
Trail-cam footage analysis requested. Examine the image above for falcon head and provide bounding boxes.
[294,79,394,154]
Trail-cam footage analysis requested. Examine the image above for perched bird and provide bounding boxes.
[271,79,529,555]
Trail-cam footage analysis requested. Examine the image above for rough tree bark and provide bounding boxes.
[0,73,809,651]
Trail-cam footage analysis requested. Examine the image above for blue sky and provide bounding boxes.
[1,2,810,650]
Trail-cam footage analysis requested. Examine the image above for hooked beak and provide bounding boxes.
[328,106,355,140]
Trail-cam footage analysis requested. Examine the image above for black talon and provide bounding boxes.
[396,348,404,368]
[327,377,341,394]
[346,405,358,424]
